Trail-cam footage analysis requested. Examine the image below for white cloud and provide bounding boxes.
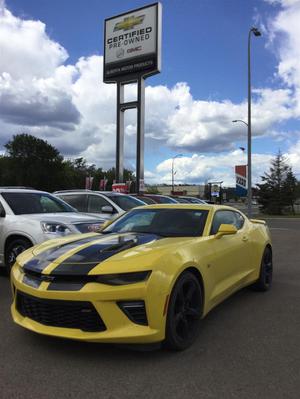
[267,0,300,114]
[153,151,274,186]
[0,7,67,80]
[264,0,300,7]
[0,70,80,130]
[150,141,300,186]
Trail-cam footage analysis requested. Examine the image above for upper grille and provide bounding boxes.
[16,291,106,332]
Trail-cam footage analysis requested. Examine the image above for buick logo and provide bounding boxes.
[116,48,125,59]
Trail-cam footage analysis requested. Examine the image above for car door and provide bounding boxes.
[207,210,251,305]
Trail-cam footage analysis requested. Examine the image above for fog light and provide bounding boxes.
[117,300,148,325]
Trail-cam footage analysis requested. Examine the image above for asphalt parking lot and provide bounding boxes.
[0,218,299,399]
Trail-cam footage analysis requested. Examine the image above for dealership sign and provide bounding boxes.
[211,184,220,197]
[112,183,129,194]
[104,3,162,82]
[235,165,247,197]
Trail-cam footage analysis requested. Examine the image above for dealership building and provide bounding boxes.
[152,185,206,197]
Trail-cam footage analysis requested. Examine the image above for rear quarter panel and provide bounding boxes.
[248,222,272,272]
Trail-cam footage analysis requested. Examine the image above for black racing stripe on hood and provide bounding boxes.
[23,235,101,274]
[23,274,42,289]
[50,233,160,276]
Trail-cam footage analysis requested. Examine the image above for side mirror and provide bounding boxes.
[215,224,237,239]
[101,205,114,214]
[0,209,5,217]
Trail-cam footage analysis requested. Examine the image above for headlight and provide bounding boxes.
[41,222,71,235]
[95,271,151,285]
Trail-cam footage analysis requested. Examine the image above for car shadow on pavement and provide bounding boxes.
[14,286,263,360]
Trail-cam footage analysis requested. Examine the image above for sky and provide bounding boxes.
[0,0,300,186]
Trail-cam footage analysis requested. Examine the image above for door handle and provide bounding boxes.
[242,236,248,242]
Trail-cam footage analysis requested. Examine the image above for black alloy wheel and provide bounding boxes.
[5,238,32,274]
[251,247,273,292]
[165,271,203,351]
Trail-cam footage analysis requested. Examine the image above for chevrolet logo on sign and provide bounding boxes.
[113,15,145,31]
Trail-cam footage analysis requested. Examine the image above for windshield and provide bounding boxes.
[109,195,145,211]
[137,196,156,204]
[185,198,205,204]
[103,208,209,237]
[174,197,190,203]
[151,196,178,204]
[1,192,75,215]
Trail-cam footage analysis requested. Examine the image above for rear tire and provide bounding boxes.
[251,247,273,292]
[165,271,203,351]
[5,238,32,275]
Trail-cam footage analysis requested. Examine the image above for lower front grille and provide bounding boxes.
[16,291,106,332]
[74,222,104,233]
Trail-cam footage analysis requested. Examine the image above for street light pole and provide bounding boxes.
[171,154,183,194]
[232,119,248,128]
[247,27,261,218]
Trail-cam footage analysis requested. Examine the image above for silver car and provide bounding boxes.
[0,188,105,272]
[54,190,146,219]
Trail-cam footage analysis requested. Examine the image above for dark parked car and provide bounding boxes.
[139,194,178,204]
[130,194,156,204]
[172,196,208,204]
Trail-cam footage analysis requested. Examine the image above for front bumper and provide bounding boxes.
[11,265,167,344]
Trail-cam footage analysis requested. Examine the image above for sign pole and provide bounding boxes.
[136,77,145,194]
[104,3,162,193]
[116,82,125,183]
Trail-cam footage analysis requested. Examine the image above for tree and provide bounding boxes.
[256,151,298,214]
[0,133,136,192]
[283,170,298,214]
[0,156,13,186]
[4,133,64,191]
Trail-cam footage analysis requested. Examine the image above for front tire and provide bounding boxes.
[251,247,273,292]
[5,238,32,274]
[165,271,203,351]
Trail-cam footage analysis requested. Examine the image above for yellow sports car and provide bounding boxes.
[11,204,272,350]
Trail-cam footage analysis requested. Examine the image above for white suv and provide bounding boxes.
[0,188,105,272]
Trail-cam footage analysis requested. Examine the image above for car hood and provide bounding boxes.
[19,212,105,224]
[19,232,191,276]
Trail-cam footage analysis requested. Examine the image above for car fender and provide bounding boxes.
[4,230,36,247]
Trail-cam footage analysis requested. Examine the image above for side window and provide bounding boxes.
[60,195,87,212]
[210,211,237,235]
[88,195,111,213]
[233,212,245,230]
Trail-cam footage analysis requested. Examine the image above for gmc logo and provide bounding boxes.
[127,46,142,53]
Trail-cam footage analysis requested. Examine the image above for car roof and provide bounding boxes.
[136,203,236,211]
[144,194,172,197]
[180,196,204,200]
[0,188,48,194]
[54,190,130,197]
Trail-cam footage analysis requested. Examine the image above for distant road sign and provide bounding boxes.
[235,165,247,197]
